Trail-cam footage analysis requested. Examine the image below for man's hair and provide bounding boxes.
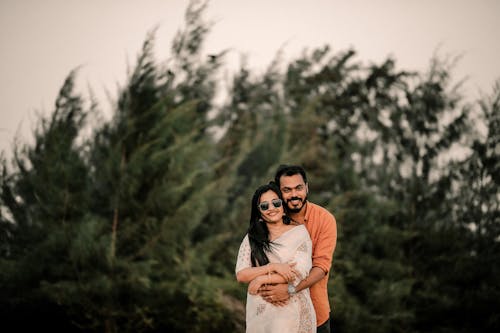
[274,164,308,185]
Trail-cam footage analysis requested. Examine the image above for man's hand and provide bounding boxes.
[257,283,290,306]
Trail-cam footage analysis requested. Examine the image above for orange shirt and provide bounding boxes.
[302,202,337,327]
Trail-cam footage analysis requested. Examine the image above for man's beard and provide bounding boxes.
[286,195,308,213]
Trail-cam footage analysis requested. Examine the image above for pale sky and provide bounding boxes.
[1,0,499,157]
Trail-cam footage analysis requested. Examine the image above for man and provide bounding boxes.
[258,164,337,333]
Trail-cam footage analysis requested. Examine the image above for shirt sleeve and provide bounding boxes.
[312,212,337,274]
[235,234,252,274]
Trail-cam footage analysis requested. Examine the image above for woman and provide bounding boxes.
[235,182,316,333]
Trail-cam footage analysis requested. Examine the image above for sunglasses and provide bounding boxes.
[258,198,283,211]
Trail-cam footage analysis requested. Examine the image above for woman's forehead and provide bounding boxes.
[260,190,278,201]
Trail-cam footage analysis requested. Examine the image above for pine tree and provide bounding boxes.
[0,70,93,331]
[412,81,500,333]
[1,1,242,332]
[63,2,238,331]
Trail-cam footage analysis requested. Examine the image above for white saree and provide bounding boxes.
[235,225,316,333]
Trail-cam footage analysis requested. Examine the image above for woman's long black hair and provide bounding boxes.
[247,181,291,267]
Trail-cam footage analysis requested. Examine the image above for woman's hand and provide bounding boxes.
[248,276,265,295]
[270,262,298,282]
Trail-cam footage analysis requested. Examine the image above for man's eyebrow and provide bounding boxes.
[283,185,302,189]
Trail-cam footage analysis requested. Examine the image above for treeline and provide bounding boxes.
[1,2,499,332]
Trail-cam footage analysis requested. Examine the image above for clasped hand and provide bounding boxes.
[248,262,298,306]
[272,262,298,282]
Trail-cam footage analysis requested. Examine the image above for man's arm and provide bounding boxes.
[310,212,337,276]
[294,266,325,293]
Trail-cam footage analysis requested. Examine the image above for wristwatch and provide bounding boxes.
[287,284,297,296]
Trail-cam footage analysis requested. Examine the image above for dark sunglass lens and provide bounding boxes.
[259,202,270,211]
[272,199,282,208]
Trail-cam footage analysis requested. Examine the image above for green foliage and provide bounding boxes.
[0,69,92,331]
[1,1,498,332]
[330,191,415,333]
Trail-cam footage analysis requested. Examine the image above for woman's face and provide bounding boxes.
[258,190,284,224]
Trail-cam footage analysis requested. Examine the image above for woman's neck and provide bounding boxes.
[267,220,291,240]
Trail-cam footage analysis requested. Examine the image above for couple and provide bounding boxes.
[235,165,337,333]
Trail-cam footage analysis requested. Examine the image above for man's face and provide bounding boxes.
[279,174,308,213]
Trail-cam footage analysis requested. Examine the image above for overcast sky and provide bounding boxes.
[1,0,499,157]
